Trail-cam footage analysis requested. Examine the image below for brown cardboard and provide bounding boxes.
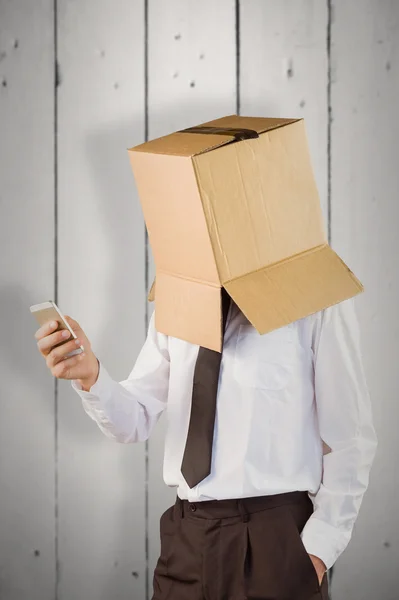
[128,115,363,351]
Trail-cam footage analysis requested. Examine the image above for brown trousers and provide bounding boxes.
[152,490,329,600]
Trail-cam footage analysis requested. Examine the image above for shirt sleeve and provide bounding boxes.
[70,311,170,443]
[300,296,378,570]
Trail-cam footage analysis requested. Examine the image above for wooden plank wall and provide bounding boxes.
[56,1,146,599]
[240,1,329,224]
[146,0,237,581]
[0,2,56,599]
[0,1,397,599]
[329,2,399,598]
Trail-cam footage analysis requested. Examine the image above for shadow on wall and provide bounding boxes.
[82,112,148,600]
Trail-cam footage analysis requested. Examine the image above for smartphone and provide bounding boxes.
[30,300,84,358]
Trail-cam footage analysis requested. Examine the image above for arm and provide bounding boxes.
[70,311,170,443]
[301,297,378,570]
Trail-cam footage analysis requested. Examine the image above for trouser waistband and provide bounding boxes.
[175,490,310,521]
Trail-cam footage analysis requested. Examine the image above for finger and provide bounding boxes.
[37,328,74,355]
[47,338,84,368]
[52,351,86,380]
[34,319,60,341]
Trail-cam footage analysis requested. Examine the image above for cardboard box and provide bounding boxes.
[128,115,363,351]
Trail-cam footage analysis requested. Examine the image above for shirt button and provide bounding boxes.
[189,503,197,512]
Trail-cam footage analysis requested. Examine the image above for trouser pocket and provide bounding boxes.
[283,503,323,598]
[244,502,323,600]
[152,505,177,599]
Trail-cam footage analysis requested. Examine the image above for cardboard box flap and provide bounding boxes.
[199,114,301,135]
[129,115,301,158]
[224,244,363,334]
[154,271,224,351]
[129,131,235,157]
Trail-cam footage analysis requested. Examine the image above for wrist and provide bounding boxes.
[309,554,327,574]
[78,356,99,391]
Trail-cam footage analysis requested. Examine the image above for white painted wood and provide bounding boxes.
[147,0,237,588]
[330,3,399,599]
[240,0,329,227]
[240,0,331,590]
[57,1,146,598]
[0,2,55,599]
[2,2,397,599]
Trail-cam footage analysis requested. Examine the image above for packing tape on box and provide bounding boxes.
[179,126,259,141]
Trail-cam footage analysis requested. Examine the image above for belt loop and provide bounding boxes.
[179,497,184,519]
[238,499,250,522]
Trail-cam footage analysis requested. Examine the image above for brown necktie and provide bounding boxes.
[180,289,231,488]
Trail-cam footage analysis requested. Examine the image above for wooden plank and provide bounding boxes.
[240,0,336,590]
[330,3,399,598]
[57,1,146,598]
[0,2,55,599]
[146,0,237,591]
[240,0,329,227]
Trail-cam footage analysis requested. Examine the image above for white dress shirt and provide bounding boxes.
[71,297,377,570]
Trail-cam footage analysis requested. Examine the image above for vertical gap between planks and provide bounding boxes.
[144,0,149,599]
[53,0,60,598]
[327,0,332,246]
[235,0,241,115]
[326,0,334,595]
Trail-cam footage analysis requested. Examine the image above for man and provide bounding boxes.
[35,291,377,600]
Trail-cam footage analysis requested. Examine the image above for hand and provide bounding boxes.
[35,315,99,385]
[308,554,327,586]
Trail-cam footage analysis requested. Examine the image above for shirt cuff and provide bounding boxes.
[71,359,114,400]
[300,515,352,570]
